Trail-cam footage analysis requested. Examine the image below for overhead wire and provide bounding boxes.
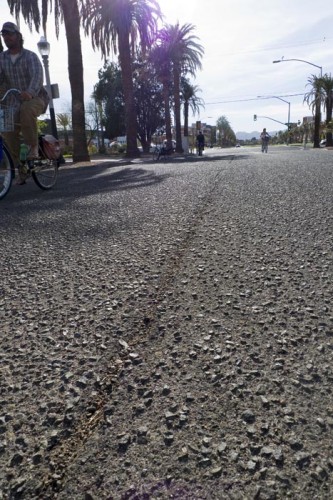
[218,36,332,57]
[205,93,305,105]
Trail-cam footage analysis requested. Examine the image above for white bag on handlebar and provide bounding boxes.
[41,134,61,160]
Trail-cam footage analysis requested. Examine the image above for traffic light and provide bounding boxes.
[254,114,257,121]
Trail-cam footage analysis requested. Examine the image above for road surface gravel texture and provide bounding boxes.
[0,147,332,499]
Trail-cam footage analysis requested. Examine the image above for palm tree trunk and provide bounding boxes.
[184,101,189,136]
[326,95,333,147]
[61,0,89,162]
[173,67,183,153]
[118,32,139,158]
[162,81,172,148]
[313,96,321,148]
[182,101,190,154]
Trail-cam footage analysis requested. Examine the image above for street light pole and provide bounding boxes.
[257,95,291,129]
[275,96,291,131]
[273,58,322,77]
[273,58,322,147]
[37,36,58,139]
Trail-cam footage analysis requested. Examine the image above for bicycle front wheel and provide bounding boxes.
[0,143,14,200]
[32,158,58,190]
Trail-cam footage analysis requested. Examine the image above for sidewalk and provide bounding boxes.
[64,154,132,169]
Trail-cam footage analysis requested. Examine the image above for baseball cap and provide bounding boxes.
[1,22,21,34]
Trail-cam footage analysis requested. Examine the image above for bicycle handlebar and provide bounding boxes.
[0,88,21,102]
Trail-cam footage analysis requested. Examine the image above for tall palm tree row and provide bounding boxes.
[156,23,204,153]
[7,0,90,162]
[81,0,162,157]
[7,1,204,158]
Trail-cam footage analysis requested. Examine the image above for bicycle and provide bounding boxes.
[0,88,59,200]
[260,130,270,153]
[152,141,175,161]
[261,139,269,153]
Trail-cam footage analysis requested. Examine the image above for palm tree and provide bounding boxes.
[304,74,322,148]
[57,113,71,146]
[82,0,161,158]
[157,23,204,153]
[7,0,90,162]
[181,78,204,137]
[62,0,90,161]
[181,78,204,153]
[318,73,333,147]
[150,43,173,149]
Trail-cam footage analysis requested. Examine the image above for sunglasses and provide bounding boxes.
[1,30,17,36]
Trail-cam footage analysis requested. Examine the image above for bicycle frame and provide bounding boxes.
[0,88,59,200]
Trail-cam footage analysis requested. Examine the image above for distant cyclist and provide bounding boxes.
[260,128,270,153]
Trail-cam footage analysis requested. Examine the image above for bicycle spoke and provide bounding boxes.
[0,146,13,200]
[32,158,58,190]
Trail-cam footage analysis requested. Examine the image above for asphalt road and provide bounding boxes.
[1,146,333,499]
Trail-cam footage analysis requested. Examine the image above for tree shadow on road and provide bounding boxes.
[2,164,171,207]
[149,153,251,163]
[63,164,169,192]
[1,153,252,218]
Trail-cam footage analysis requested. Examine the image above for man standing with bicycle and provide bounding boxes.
[0,22,49,184]
[260,128,270,153]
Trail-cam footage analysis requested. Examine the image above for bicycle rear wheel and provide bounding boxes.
[152,148,160,161]
[32,157,58,190]
[0,143,14,200]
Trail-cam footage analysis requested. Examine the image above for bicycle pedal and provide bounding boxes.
[20,165,28,175]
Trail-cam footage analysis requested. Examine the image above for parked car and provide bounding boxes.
[320,139,326,147]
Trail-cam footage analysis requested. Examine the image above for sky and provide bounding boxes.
[1,0,333,134]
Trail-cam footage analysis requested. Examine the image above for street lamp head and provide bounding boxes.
[37,36,50,57]
[272,57,322,76]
